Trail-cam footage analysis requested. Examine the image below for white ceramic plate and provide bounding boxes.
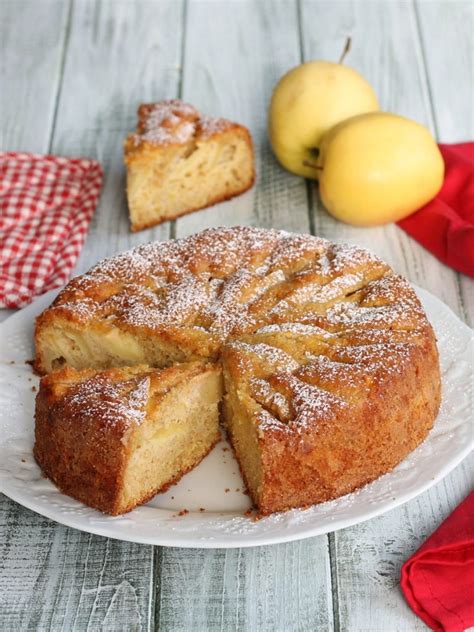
[0,286,472,548]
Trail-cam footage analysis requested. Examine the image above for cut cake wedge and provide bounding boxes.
[34,361,223,515]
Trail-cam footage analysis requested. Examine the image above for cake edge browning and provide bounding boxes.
[34,363,222,515]
[221,322,441,517]
[259,329,440,515]
[33,432,220,516]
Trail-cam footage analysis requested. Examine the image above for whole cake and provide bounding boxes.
[34,226,441,515]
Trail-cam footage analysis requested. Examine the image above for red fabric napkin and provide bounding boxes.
[397,143,474,278]
[0,152,103,308]
[401,491,474,632]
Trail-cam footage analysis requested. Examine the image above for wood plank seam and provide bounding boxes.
[153,546,164,632]
[47,0,73,154]
[296,1,339,628]
[296,0,317,241]
[328,533,340,632]
[413,0,469,324]
[169,0,188,243]
[153,0,187,628]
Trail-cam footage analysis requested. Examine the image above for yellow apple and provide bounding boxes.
[268,60,379,179]
[317,112,445,226]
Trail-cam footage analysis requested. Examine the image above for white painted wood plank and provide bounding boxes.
[300,2,473,630]
[0,0,70,153]
[0,501,152,631]
[160,1,333,630]
[175,0,311,238]
[50,0,185,272]
[333,455,473,632]
[1,1,185,629]
[415,0,474,325]
[300,0,466,321]
[0,0,70,323]
[157,540,333,632]
[416,0,474,143]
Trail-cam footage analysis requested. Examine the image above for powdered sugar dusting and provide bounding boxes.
[255,374,349,433]
[40,226,437,439]
[66,374,149,432]
[128,100,240,147]
[288,375,348,424]
[132,100,199,146]
[230,340,300,373]
[254,322,334,337]
[199,115,234,138]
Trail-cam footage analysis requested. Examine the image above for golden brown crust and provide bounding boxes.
[34,370,134,514]
[34,226,441,516]
[124,107,252,160]
[256,331,440,515]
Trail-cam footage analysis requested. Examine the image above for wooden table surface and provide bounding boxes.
[1,1,473,630]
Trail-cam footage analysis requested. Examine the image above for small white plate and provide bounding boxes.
[0,286,472,548]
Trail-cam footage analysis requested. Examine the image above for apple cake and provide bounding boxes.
[35,362,222,514]
[34,226,441,515]
[124,100,255,231]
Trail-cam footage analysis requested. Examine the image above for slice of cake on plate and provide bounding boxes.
[124,100,255,231]
[34,361,222,514]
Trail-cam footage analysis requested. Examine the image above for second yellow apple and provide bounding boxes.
[317,112,445,226]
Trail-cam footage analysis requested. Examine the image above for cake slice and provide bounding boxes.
[34,361,223,514]
[221,332,438,516]
[124,100,255,231]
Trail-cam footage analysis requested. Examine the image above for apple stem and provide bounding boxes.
[303,160,323,171]
[338,37,352,64]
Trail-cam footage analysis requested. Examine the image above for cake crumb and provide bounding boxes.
[199,507,205,512]
[21,459,26,463]
[177,509,189,516]
[225,488,230,493]
[31,386,37,392]
[235,488,240,492]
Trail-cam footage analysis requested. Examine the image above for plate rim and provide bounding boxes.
[0,284,472,548]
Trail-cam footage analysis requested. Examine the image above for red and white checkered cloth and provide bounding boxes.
[0,152,103,308]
